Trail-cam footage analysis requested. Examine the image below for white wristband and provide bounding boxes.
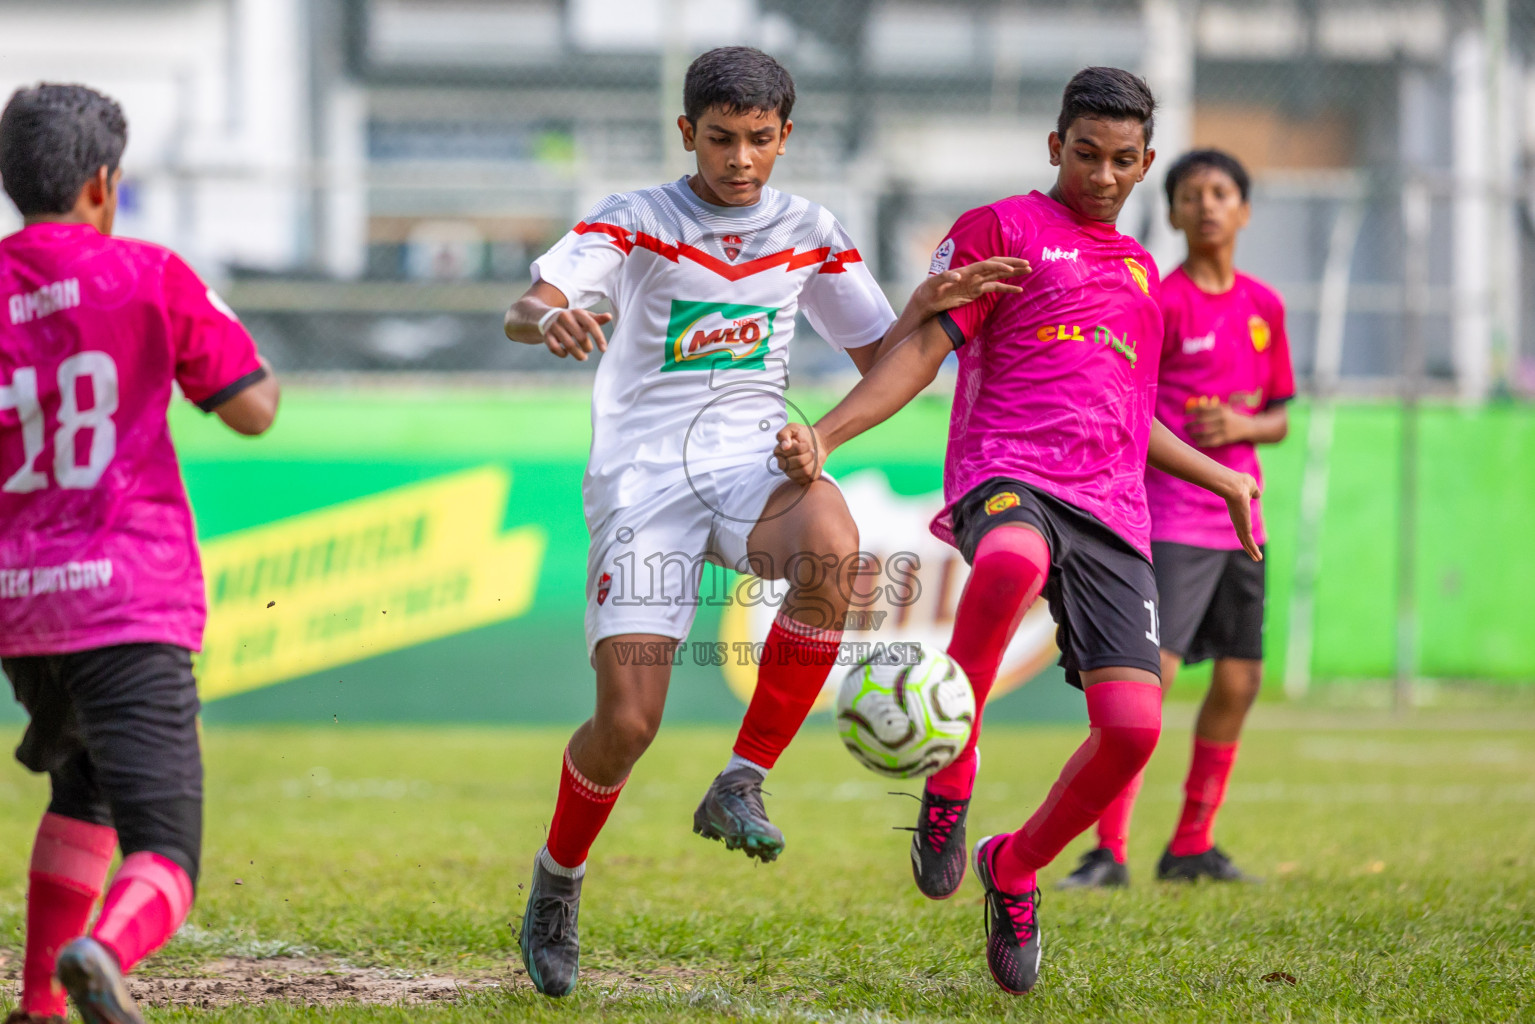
[537,307,564,337]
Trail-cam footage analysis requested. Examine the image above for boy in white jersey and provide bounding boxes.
[502,47,1027,996]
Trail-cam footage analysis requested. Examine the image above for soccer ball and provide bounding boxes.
[835,646,975,778]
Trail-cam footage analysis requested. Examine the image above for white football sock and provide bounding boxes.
[538,845,585,879]
[725,753,769,779]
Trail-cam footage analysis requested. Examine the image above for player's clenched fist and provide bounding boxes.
[774,422,827,485]
[540,308,612,361]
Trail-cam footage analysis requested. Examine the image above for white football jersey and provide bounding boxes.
[532,177,896,523]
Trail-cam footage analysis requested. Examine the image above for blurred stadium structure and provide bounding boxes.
[1,0,1532,396]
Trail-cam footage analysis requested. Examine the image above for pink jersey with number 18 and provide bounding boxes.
[928,191,1164,559]
[0,222,264,656]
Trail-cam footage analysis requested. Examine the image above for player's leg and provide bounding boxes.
[49,644,202,1024]
[1158,548,1266,882]
[522,638,673,997]
[972,526,1163,993]
[694,479,857,861]
[914,519,1050,899]
[1065,542,1222,889]
[4,657,119,1024]
[1061,646,1179,890]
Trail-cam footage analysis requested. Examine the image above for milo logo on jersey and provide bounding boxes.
[664,301,776,372]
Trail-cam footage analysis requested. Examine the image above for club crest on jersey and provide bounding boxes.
[597,572,612,605]
[985,492,1021,515]
[1249,315,1271,352]
[663,300,775,372]
[722,234,744,262]
[1123,257,1151,296]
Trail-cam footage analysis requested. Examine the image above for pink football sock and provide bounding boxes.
[993,680,1162,891]
[1095,768,1144,864]
[733,611,843,769]
[23,813,118,1016]
[91,852,194,973]
[926,526,1050,801]
[1168,737,1240,857]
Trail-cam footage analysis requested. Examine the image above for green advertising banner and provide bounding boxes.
[73,388,1533,725]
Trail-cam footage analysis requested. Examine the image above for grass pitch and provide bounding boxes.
[0,713,1531,1022]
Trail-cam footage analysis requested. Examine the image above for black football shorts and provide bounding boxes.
[3,642,204,882]
[1151,541,1266,665]
[951,478,1162,688]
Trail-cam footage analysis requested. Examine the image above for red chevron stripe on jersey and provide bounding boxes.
[573,221,861,280]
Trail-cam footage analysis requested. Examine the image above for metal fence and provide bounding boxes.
[3,0,1535,398]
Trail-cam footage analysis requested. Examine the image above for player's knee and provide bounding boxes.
[604,708,662,761]
[972,526,1051,597]
[113,797,202,888]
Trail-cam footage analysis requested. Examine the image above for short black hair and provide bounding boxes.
[683,47,795,127]
[0,83,127,216]
[1056,67,1156,146]
[1164,148,1251,206]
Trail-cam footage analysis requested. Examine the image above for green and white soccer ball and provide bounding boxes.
[835,646,975,779]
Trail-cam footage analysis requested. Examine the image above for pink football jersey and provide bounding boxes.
[1146,266,1295,549]
[0,222,263,655]
[928,191,1164,559]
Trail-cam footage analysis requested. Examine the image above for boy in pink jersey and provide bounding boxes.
[0,84,279,1024]
[1061,149,1294,890]
[775,69,1262,994]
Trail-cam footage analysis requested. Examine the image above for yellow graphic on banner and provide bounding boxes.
[197,467,545,701]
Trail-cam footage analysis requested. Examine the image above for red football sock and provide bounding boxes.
[23,813,118,1016]
[1095,768,1144,864]
[1167,737,1239,856]
[926,526,1050,801]
[732,610,842,770]
[91,852,194,973]
[545,745,627,870]
[994,680,1161,891]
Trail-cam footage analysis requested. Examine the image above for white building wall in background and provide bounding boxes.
[0,0,309,277]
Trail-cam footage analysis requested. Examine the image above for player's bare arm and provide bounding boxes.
[777,317,954,483]
[846,257,1031,375]
[210,355,280,435]
[503,280,612,362]
[1147,418,1262,560]
[1187,401,1289,448]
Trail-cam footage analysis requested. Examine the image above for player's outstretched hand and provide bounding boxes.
[922,257,1032,313]
[1219,470,1264,561]
[1187,399,1251,448]
[774,422,827,486]
[542,309,612,361]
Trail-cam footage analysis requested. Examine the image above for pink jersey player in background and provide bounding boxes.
[0,83,279,1024]
[774,68,1262,994]
[1062,148,1295,891]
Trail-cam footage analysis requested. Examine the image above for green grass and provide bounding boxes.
[1,718,1531,1022]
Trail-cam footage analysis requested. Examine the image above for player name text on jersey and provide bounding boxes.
[8,278,81,325]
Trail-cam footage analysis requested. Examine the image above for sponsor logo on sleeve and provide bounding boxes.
[928,238,955,275]
[1249,315,1271,352]
[663,300,775,372]
[206,287,240,321]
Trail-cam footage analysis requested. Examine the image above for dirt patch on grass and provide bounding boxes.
[128,958,486,1007]
[7,956,717,1007]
